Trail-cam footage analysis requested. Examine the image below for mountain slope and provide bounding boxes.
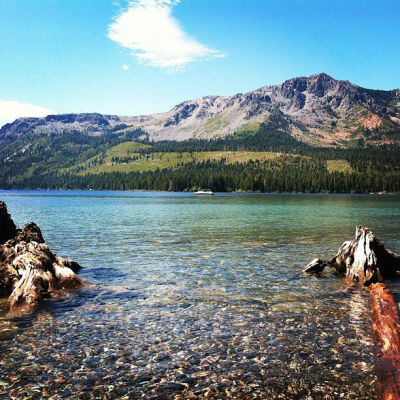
[1,73,400,148]
[142,73,400,146]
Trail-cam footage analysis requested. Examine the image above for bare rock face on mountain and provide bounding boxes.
[136,73,400,145]
[0,201,84,312]
[1,73,399,147]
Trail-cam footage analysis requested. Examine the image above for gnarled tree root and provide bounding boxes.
[0,201,84,313]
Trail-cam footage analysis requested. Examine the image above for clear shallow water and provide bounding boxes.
[1,191,400,399]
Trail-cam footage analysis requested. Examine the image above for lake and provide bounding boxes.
[1,191,400,399]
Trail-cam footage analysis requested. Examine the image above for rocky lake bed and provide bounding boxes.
[1,191,400,399]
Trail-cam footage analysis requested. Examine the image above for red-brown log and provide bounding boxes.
[369,283,400,400]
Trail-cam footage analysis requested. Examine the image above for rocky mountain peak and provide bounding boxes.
[306,73,339,97]
[1,73,399,147]
[281,73,352,98]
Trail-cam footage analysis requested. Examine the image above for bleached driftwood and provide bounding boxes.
[0,201,84,312]
[304,226,400,285]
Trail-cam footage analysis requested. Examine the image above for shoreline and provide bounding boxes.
[0,189,399,196]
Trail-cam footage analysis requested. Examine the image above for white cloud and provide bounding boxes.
[0,100,53,125]
[108,0,226,70]
[122,64,130,70]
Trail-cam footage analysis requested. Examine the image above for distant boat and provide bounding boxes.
[194,190,214,196]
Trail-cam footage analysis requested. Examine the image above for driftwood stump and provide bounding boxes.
[304,226,400,285]
[0,201,84,313]
[305,226,400,399]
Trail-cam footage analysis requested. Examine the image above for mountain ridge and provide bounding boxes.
[1,73,400,148]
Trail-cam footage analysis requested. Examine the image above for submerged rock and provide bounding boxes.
[0,201,84,312]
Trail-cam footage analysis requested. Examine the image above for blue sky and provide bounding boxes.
[0,0,399,124]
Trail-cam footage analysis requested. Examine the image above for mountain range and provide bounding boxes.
[2,73,400,148]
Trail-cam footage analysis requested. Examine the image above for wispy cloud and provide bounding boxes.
[108,0,226,71]
[0,100,53,125]
[122,64,130,70]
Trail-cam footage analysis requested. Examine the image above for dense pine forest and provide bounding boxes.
[7,158,399,193]
[1,120,400,193]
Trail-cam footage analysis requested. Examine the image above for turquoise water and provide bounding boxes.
[1,191,400,399]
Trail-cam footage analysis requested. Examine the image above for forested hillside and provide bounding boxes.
[1,118,399,193]
[2,70,400,193]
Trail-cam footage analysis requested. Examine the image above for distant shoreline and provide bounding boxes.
[0,189,399,196]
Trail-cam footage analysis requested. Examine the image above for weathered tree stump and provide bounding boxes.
[304,226,400,285]
[305,226,400,399]
[0,201,84,313]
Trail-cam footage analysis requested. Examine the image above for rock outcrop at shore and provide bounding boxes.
[0,201,84,312]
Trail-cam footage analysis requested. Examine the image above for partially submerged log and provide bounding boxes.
[0,201,84,312]
[304,226,400,285]
[370,283,400,400]
[305,227,400,399]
